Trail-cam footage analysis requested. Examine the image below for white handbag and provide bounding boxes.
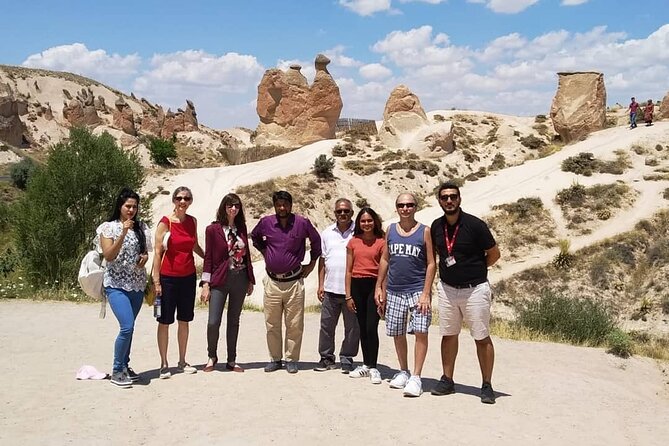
[78,249,108,318]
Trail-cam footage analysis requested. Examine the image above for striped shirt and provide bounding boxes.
[321,222,355,294]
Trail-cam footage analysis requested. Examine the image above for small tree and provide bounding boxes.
[313,154,335,179]
[148,136,177,166]
[13,127,145,285]
[9,158,36,190]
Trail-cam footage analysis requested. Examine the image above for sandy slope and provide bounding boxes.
[149,120,669,308]
[0,300,667,445]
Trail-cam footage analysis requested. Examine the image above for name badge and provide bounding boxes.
[446,256,456,267]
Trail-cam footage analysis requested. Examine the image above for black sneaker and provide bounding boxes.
[125,367,140,382]
[340,362,354,374]
[481,382,496,404]
[286,362,299,374]
[264,360,283,373]
[313,359,336,372]
[110,371,132,388]
[431,375,455,396]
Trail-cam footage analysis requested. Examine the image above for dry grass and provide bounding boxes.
[487,197,557,259]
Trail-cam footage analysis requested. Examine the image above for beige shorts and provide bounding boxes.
[438,281,492,340]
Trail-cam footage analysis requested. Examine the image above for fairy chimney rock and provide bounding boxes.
[659,91,669,120]
[0,83,26,146]
[378,85,429,148]
[112,98,137,136]
[550,72,606,143]
[255,54,343,147]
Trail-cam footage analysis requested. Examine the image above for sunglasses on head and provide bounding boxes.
[175,196,192,202]
[396,202,416,209]
[335,209,352,215]
[439,193,459,201]
[226,203,241,209]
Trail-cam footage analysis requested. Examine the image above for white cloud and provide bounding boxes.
[132,50,265,128]
[468,0,539,14]
[561,0,589,5]
[359,63,393,79]
[323,45,363,68]
[339,0,392,16]
[399,0,447,3]
[22,43,140,85]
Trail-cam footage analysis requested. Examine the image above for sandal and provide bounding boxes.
[225,362,244,373]
[203,357,218,373]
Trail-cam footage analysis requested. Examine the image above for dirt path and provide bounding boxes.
[1,300,667,445]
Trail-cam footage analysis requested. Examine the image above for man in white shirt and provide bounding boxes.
[314,198,360,373]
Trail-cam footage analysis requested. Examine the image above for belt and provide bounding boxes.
[267,266,302,282]
[443,279,487,289]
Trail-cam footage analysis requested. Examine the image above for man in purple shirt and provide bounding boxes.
[251,190,322,374]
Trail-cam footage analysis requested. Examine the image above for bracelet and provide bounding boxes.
[345,296,353,301]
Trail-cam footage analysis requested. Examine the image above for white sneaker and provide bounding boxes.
[389,370,410,389]
[403,375,423,397]
[178,362,197,374]
[369,368,382,384]
[349,365,370,378]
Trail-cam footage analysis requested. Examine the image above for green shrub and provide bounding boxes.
[488,153,506,171]
[552,239,575,270]
[493,197,543,219]
[0,247,18,278]
[9,158,36,190]
[561,152,597,176]
[606,329,633,358]
[355,197,369,208]
[331,144,347,157]
[663,188,669,200]
[661,297,669,315]
[535,115,547,123]
[147,137,177,165]
[519,134,545,150]
[13,128,145,286]
[515,289,615,344]
[313,154,335,179]
[556,184,587,208]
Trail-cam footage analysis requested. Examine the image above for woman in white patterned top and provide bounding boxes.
[97,188,152,388]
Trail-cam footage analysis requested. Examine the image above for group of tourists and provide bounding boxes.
[97,182,500,403]
[628,97,655,128]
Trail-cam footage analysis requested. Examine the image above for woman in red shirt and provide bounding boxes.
[152,186,204,379]
[200,193,255,372]
[344,207,386,384]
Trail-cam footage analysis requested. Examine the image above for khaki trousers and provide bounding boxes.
[263,276,305,362]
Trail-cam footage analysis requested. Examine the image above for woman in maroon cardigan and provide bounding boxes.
[201,193,255,372]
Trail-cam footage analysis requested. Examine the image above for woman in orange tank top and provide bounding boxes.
[344,207,386,384]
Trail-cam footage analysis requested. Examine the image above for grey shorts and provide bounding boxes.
[385,290,431,336]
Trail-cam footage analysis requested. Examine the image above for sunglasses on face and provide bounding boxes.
[175,196,192,202]
[226,203,241,209]
[335,209,352,215]
[439,194,459,202]
[396,203,416,209]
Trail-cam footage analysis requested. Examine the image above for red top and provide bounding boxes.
[347,236,385,278]
[160,215,197,277]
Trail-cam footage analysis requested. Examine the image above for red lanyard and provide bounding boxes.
[444,224,460,256]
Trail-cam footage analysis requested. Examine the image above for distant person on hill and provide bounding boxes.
[345,207,386,385]
[250,190,321,374]
[644,99,654,126]
[97,188,151,388]
[314,198,359,374]
[200,193,255,373]
[376,193,436,397]
[430,183,500,404]
[628,97,639,129]
[152,186,205,379]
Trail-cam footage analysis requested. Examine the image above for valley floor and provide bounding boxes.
[1,300,668,445]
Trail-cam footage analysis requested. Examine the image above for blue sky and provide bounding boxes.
[2,0,668,129]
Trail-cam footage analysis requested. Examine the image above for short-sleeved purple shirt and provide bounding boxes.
[250,213,322,274]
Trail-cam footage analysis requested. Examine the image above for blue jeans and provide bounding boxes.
[106,287,143,373]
